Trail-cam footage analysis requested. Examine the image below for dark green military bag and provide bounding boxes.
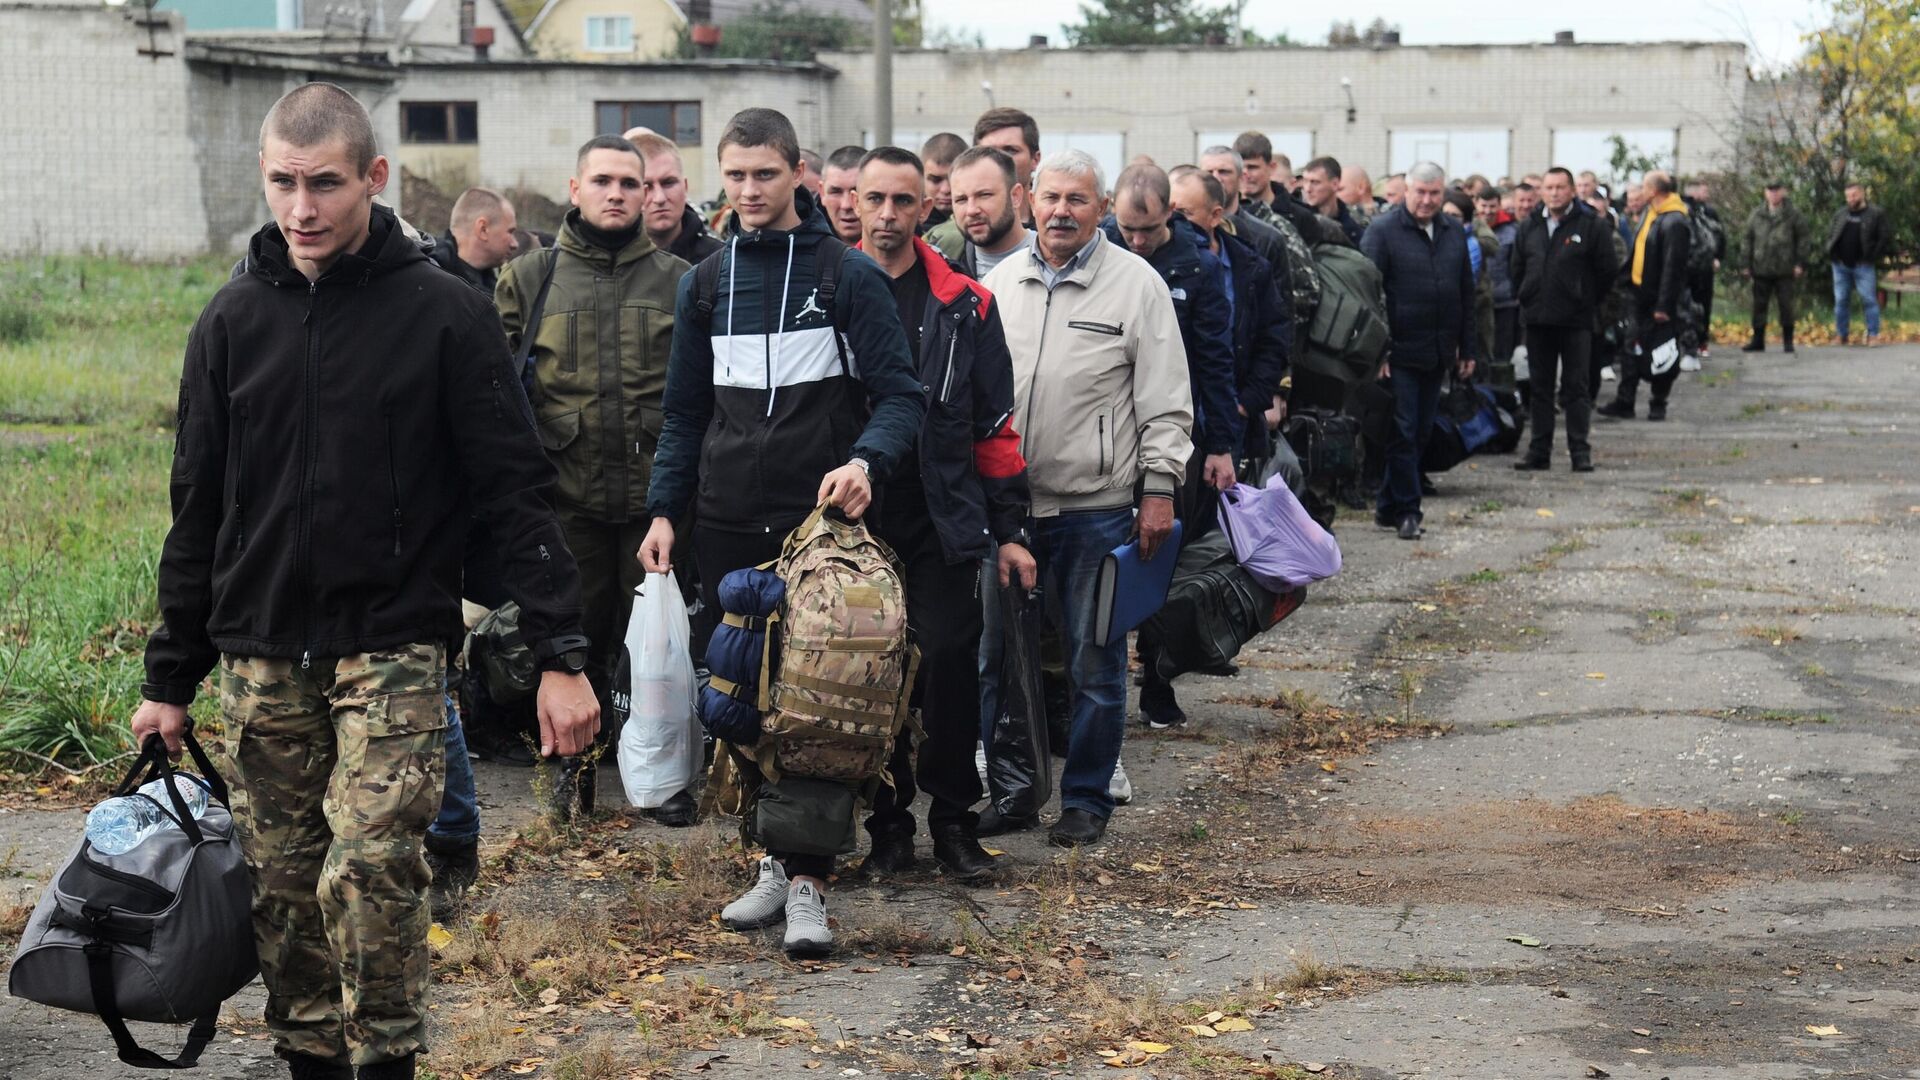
[466,600,538,704]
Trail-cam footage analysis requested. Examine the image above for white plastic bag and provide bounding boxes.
[617,573,700,809]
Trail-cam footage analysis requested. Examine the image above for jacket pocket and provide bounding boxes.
[230,402,250,550]
[536,408,582,453]
[382,409,404,557]
[1097,409,1113,476]
[1068,319,1124,336]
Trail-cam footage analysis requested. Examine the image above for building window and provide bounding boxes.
[596,101,701,145]
[1550,128,1677,179]
[1388,129,1509,181]
[401,102,478,144]
[584,14,634,52]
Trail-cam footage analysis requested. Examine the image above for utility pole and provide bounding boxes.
[873,0,892,146]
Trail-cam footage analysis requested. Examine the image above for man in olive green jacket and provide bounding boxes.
[497,135,692,822]
[1742,182,1807,354]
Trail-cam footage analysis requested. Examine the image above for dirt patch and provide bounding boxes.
[1260,795,1806,910]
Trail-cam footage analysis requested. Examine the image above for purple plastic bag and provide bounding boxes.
[1218,475,1342,591]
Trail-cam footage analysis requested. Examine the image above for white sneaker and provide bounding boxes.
[721,856,789,930]
[1679,354,1702,372]
[783,880,833,957]
[1601,365,1618,382]
[975,743,989,788]
[1109,760,1133,805]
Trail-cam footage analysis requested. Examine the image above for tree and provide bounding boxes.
[1328,17,1398,46]
[1062,0,1240,47]
[1733,0,1920,272]
[675,0,859,61]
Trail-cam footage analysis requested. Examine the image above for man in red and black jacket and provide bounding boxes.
[851,146,1035,880]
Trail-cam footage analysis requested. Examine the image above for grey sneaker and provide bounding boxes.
[721,856,789,930]
[1109,760,1133,805]
[783,880,833,957]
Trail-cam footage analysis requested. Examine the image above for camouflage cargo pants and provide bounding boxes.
[219,643,449,1067]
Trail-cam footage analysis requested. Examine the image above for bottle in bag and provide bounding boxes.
[84,775,212,855]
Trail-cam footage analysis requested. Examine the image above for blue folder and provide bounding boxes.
[1094,519,1184,648]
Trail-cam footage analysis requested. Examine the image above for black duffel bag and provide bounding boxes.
[1143,530,1306,681]
[8,733,258,1069]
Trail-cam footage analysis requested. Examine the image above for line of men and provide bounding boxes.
[124,78,1762,1078]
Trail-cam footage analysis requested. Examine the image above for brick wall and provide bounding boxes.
[0,1,211,258]
[819,43,1749,182]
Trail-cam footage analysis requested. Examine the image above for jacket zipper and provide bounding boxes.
[1098,414,1107,474]
[939,317,959,403]
[539,543,557,597]
[300,280,318,671]
[383,409,403,556]
[233,402,249,550]
[1020,289,1057,458]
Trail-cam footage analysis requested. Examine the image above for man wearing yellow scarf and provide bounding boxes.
[1599,171,1693,422]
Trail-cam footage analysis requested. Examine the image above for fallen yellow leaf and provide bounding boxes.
[1805,1024,1842,1037]
[1320,761,1338,773]
[1585,672,1607,680]
[982,847,1005,856]
[1213,1017,1254,1032]
[642,973,666,985]
[507,1059,545,1075]
[427,924,453,949]
[775,1017,814,1031]
[1200,1010,1225,1024]
[537,987,560,1006]
[1127,1041,1172,1054]
[1416,603,1439,612]
[1536,508,1555,517]
[1182,1024,1219,1038]
[1130,862,1163,873]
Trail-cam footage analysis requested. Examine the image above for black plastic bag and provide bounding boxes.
[986,585,1054,818]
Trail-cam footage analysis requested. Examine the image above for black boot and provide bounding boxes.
[863,829,916,876]
[358,1055,416,1080]
[1595,399,1635,420]
[1647,399,1668,421]
[1139,680,1187,730]
[645,788,698,827]
[931,824,997,880]
[284,1052,350,1080]
[1741,332,1764,353]
[1782,329,1795,355]
[423,832,479,921]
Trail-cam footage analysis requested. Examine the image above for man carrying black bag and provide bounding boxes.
[128,84,598,1080]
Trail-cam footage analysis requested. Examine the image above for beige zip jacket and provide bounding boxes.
[984,235,1195,518]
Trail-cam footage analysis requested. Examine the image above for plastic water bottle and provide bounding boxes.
[85,775,212,856]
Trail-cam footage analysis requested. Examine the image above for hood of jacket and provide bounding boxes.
[556,208,661,270]
[247,203,426,287]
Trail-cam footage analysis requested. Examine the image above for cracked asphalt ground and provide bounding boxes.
[4,340,1918,1079]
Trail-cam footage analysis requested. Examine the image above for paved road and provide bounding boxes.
[4,342,1917,1079]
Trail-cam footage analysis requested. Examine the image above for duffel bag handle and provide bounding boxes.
[83,942,218,1070]
[114,733,231,847]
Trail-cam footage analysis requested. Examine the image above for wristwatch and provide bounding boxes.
[849,456,871,476]
[536,634,592,674]
[1003,527,1035,549]
[540,648,589,675]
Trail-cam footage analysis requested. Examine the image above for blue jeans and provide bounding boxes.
[1832,262,1880,339]
[1014,508,1135,818]
[429,694,480,842]
[1376,366,1446,523]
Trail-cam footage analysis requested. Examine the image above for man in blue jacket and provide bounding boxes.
[1104,163,1240,730]
[638,109,925,958]
[1360,162,1478,540]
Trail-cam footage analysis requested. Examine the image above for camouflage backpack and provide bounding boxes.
[751,503,919,791]
[1270,214,1323,324]
[462,600,537,704]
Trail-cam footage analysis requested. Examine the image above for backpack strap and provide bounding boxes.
[691,247,727,326]
[815,238,852,375]
[515,246,561,393]
[83,942,217,1070]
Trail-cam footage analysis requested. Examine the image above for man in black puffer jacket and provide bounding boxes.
[132,83,596,1080]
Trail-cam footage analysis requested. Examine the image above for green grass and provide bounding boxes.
[0,257,224,768]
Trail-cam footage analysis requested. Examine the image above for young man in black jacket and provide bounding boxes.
[1600,171,1692,422]
[638,109,925,957]
[850,145,1036,881]
[131,83,598,1080]
[1509,167,1619,471]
